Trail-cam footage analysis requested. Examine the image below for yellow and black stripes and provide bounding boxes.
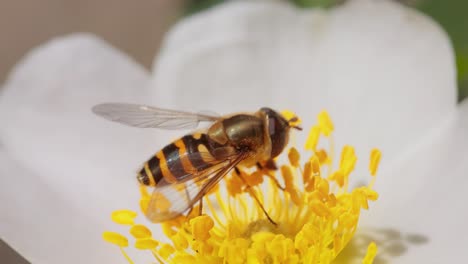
[138,156,160,186]
[137,134,221,186]
[181,134,216,172]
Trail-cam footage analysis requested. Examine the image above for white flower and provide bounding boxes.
[0,0,465,263]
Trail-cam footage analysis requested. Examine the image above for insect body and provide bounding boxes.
[92,103,301,223]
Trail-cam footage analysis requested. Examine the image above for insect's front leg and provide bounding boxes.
[256,160,286,191]
[235,166,277,226]
[256,159,277,171]
[198,197,204,216]
[186,198,204,217]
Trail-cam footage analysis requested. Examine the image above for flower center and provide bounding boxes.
[242,219,279,238]
[102,110,381,264]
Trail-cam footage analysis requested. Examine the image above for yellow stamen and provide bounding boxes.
[226,173,244,196]
[305,125,320,151]
[369,148,381,176]
[281,165,302,206]
[171,254,196,263]
[158,244,175,260]
[288,147,301,168]
[190,215,214,242]
[111,210,137,225]
[339,145,357,177]
[265,234,295,263]
[102,231,128,247]
[120,247,134,264]
[219,238,249,262]
[135,238,159,250]
[139,185,151,214]
[130,224,152,239]
[170,231,189,250]
[317,110,334,136]
[245,171,264,187]
[315,149,329,165]
[281,110,302,126]
[362,242,378,264]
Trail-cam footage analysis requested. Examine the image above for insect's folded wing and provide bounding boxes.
[92,103,219,129]
[144,150,248,223]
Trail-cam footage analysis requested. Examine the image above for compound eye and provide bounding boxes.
[268,115,289,158]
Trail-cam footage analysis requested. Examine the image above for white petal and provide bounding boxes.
[0,34,158,263]
[152,0,323,113]
[322,0,456,168]
[0,149,125,263]
[360,99,468,262]
[151,0,456,165]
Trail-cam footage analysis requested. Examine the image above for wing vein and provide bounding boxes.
[92,103,219,129]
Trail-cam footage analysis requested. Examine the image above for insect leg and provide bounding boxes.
[256,159,278,171]
[198,197,204,216]
[255,162,285,191]
[186,206,195,217]
[265,174,286,191]
[185,194,204,217]
[185,199,203,218]
[235,170,277,226]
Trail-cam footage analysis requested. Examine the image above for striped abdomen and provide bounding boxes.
[137,134,219,186]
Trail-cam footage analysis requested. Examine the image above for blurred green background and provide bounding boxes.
[187,0,468,101]
[416,0,468,101]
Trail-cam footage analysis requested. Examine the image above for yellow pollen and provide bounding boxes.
[245,170,264,187]
[102,231,128,247]
[159,244,175,260]
[139,185,151,214]
[317,110,334,136]
[303,160,313,184]
[111,210,137,225]
[171,231,189,250]
[315,149,329,165]
[363,242,378,264]
[171,255,196,263]
[266,234,295,263]
[130,224,152,239]
[305,125,320,151]
[281,165,301,205]
[329,170,343,187]
[140,198,150,215]
[135,238,159,250]
[190,215,214,242]
[281,110,302,126]
[339,145,357,176]
[161,222,177,237]
[369,148,382,176]
[226,173,244,196]
[288,147,301,167]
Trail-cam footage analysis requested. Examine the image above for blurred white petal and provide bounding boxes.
[0,149,123,263]
[0,34,158,263]
[360,98,468,262]
[152,0,456,164]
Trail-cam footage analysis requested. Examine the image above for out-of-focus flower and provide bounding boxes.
[0,0,466,263]
[103,111,381,263]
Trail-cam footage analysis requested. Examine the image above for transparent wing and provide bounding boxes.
[144,151,249,223]
[92,103,219,129]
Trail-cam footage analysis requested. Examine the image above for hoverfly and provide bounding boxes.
[92,103,301,224]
